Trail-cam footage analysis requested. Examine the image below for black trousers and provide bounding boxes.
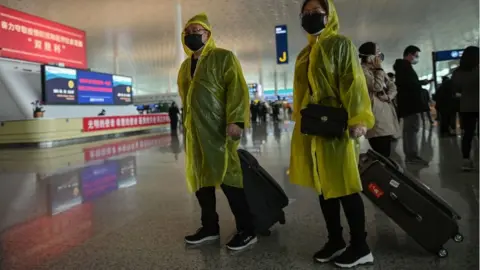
[251,112,258,122]
[461,112,479,159]
[438,109,455,134]
[368,136,392,158]
[319,193,367,248]
[170,118,178,132]
[196,185,254,234]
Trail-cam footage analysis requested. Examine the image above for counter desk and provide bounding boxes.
[0,113,170,148]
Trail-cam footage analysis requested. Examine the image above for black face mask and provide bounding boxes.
[184,34,204,52]
[301,13,326,35]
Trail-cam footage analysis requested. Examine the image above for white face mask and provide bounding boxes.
[412,57,419,65]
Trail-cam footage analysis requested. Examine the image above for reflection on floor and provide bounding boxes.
[0,122,477,270]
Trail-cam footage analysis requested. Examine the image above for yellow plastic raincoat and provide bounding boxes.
[177,13,250,193]
[289,0,374,199]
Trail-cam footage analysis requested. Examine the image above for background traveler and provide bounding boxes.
[168,101,180,135]
[451,46,479,171]
[393,45,431,165]
[434,76,456,137]
[359,42,400,158]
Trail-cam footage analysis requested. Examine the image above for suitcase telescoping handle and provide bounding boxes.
[389,192,423,222]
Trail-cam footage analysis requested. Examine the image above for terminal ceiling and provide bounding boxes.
[3,0,479,95]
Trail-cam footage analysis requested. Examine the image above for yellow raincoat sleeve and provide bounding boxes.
[223,52,250,127]
[334,36,375,129]
[177,62,187,107]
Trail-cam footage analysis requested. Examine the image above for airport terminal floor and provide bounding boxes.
[0,121,478,270]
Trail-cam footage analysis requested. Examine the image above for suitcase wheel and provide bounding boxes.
[259,230,271,236]
[437,248,448,258]
[453,233,464,243]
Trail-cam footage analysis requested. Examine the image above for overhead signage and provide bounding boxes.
[0,5,87,68]
[433,49,464,62]
[275,25,289,65]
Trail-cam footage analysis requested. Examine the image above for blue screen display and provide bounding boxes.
[42,65,133,105]
[77,70,114,105]
[43,66,78,104]
[112,75,133,105]
[81,161,118,201]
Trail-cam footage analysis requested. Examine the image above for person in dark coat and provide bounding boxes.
[272,96,281,122]
[168,102,180,135]
[420,88,434,126]
[250,101,258,122]
[451,46,479,171]
[393,45,432,165]
[259,102,267,122]
[434,76,456,136]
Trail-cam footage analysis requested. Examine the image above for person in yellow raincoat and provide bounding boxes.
[290,0,375,268]
[177,13,257,251]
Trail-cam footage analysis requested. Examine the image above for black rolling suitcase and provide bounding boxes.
[359,150,463,258]
[237,149,288,236]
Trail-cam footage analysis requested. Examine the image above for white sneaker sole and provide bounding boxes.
[226,237,258,251]
[334,252,374,268]
[185,235,220,245]
[315,247,347,263]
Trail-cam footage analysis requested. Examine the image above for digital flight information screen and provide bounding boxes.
[41,65,133,105]
[42,65,78,105]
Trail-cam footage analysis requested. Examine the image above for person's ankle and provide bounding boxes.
[327,236,346,246]
[203,225,220,234]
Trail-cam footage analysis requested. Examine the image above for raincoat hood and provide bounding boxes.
[182,13,216,57]
[305,0,340,44]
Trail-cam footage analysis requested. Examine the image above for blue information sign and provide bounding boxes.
[275,25,289,65]
[434,49,464,62]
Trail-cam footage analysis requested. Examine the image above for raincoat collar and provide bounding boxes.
[182,13,216,57]
[307,0,339,45]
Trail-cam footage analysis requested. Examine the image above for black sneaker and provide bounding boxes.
[226,231,257,251]
[185,227,220,245]
[313,240,347,263]
[333,245,374,268]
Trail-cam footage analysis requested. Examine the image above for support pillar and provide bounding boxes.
[175,1,185,68]
[113,33,119,74]
[168,70,172,93]
[273,69,278,96]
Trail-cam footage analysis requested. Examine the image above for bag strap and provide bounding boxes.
[306,58,343,107]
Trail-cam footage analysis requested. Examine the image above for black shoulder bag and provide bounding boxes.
[300,75,349,138]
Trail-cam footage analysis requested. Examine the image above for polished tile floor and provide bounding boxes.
[0,122,477,270]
